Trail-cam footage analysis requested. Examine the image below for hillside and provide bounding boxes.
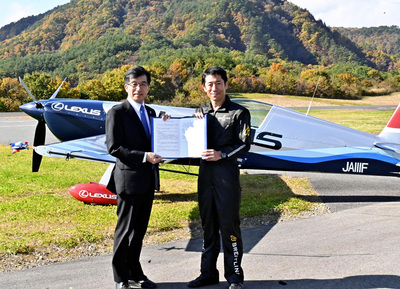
[334,26,400,71]
[0,0,368,69]
[0,0,399,112]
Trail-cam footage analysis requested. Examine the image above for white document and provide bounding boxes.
[152,116,207,158]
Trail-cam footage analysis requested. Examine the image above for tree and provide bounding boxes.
[0,77,29,111]
[101,65,130,101]
[23,72,59,100]
[78,79,107,100]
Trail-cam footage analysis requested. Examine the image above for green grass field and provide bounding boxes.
[304,109,392,134]
[0,146,320,259]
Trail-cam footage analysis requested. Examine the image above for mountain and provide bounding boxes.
[333,26,400,71]
[1,0,400,112]
[0,14,47,42]
[0,0,373,73]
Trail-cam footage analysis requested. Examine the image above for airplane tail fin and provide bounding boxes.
[377,103,400,144]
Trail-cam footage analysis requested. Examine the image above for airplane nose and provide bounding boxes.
[19,102,45,121]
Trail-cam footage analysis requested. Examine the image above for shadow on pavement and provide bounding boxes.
[129,275,400,289]
[319,195,400,203]
[184,223,275,253]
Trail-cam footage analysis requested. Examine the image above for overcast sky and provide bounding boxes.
[0,0,399,29]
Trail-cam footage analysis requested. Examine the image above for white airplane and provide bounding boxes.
[19,78,400,204]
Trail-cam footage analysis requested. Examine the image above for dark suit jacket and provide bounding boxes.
[106,100,159,195]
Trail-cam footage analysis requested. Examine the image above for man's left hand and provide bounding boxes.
[201,149,222,161]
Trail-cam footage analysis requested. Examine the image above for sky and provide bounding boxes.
[0,0,399,29]
[0,0,71,29]
[290,0,400,28]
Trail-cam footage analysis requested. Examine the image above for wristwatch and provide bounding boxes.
[220,152,227,159]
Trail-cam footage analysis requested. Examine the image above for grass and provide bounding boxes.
[231,92,363,106]
[0,144,320,260]
[0,105,393,271]
[0,149,116,255]
[231,91,400,107]
[302,109,392,134]
[232,92,394,134]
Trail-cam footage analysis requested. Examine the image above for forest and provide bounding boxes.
[0,0,399,111]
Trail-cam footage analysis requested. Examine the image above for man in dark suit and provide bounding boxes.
[106,66,163,289]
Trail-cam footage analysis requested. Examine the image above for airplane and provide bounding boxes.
[18,77,400,205]
[10,141,29,154]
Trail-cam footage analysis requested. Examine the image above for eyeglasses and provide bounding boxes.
[127,81,149,89]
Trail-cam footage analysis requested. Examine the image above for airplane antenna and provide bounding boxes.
[306,76,321,116]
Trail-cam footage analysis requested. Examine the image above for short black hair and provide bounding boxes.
[202,66,228,85]
[124,66,151,85]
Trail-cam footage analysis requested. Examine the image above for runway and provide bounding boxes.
[0,112,58,145]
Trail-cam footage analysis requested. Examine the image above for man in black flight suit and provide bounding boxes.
[188,66,251,289]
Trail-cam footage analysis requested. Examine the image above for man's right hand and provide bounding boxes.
[146,152,163,164]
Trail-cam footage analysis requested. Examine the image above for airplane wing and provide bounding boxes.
[34,135,201,176]
[34,135,115,163]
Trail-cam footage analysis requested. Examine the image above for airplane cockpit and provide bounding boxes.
[231,98,272,128]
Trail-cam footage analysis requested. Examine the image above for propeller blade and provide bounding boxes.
[32,120,46,172]
[49,77,67,99]
[32,149,43,173]
[19,77,37,102]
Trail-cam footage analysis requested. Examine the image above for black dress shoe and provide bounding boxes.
[116,282,130,289]
[129,278,157,288]
[187,275,219,288]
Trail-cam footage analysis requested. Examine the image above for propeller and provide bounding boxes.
[19,77,67,172]
[19,77,43,109]
[32,119,46,172]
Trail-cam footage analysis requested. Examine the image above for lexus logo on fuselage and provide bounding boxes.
[51,102,101,116]
[51,102,64,111]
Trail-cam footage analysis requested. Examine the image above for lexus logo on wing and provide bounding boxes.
[51,102,64,111]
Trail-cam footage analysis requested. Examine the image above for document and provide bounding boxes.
[152,116,207,158]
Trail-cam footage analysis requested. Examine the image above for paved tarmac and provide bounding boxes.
[1,112,400,288]
[1,200,399,289]
[0,112,58,145]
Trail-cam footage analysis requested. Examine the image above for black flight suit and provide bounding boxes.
[196,95,251,285]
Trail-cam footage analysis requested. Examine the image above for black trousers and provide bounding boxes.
[112,190,155,283]
[197,160,244,284]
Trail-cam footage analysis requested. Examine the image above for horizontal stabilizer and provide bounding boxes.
[374,142,400,153]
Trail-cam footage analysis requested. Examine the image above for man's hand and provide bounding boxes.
[146,152,163,164]
[161,114,171,121]
[193,111,204,119]
[201,149,222,161]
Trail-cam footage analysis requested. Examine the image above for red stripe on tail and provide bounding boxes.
[386,104,400,129]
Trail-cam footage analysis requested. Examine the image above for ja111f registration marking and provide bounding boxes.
[342,162,369,173]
